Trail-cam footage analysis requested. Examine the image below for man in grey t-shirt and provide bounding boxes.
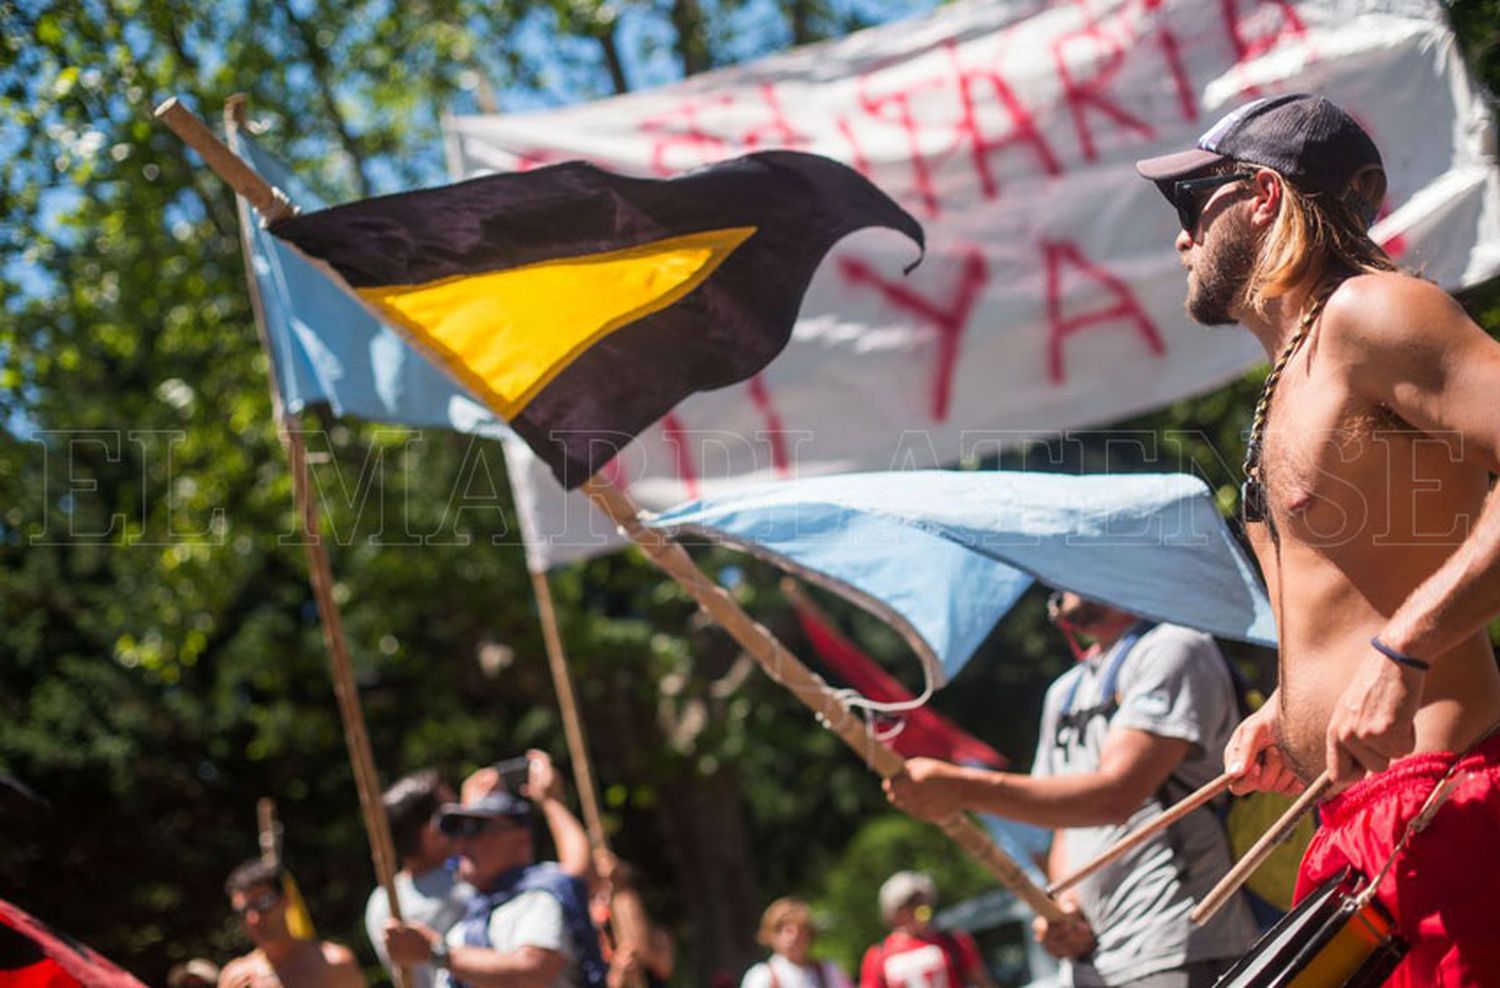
[365,771,474,988]
[886,592,1257,987]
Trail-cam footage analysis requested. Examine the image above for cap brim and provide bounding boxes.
[438,802,486,820]
[1134,147,1225,182]
[438,800,531,821]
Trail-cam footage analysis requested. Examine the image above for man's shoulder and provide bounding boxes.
[1324,272,1472,357]
[491,887,565,928]
[320,940,359,966]
[1124,624,1229,685]
[364,883,388,921]
[318,941,366,988]
[1137,622,1216,653]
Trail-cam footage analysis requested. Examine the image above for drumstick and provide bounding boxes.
[1190,770,1333,926]
[1049,772,1233,897]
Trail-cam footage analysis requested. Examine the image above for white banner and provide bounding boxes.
[451,0,1500,572]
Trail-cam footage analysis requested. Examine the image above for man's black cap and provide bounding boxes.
[1136,93,1384,199]
[438,790,533,826]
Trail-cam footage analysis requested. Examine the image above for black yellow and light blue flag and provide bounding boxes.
[268,152,923,487]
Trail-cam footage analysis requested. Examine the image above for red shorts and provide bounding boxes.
[1295,732,1500,987]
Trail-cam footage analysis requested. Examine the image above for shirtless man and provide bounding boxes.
[219,859,365,988]
[1136,92,1500,984]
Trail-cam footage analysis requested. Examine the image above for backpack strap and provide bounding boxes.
[1055,622,1155,737]
[933,930,969,986]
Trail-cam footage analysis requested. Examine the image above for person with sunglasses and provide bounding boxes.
[218,859,365,988]
[884,591,1255,987]
[383,753,605,988]
[1135,93,1500,986]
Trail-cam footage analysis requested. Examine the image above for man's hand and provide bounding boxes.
[1325,645,1422,790]
[461,766,502,804]
[1224,700,1302,796]
[526,748,564,802]
[1030,899,1095,960]
[384,921,440,967]
[883,757,965,822]
[607,946,642,988]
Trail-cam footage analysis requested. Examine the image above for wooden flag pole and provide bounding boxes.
[187,94,410,988]
[529,568,608,849]
[257,797,282,866]
[527,566,650,984]
[580,476,1065,922]
[160,98,295,222]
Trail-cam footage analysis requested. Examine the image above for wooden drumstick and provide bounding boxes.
[1190,770,1333,926]
[1049,773,1233,897]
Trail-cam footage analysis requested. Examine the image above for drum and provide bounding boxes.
[1213,867,1407,988]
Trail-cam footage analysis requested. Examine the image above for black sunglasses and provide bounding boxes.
[233,890,282,916]
[438,814,523,838]
[1173,173,1249,234]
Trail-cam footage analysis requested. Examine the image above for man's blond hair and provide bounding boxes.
[1243,163,1397,314]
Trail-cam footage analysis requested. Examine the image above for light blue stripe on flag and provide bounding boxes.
[233,133,503,437]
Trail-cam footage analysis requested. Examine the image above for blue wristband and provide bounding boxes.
[1370,636,1431,672]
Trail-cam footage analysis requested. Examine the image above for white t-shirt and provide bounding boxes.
[365,867,474,988]
[440,889,579,988]
[741,955,853,988]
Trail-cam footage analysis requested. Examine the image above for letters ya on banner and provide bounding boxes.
[450,0,1500,570]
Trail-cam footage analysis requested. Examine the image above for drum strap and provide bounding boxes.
[1354,720,1500,910]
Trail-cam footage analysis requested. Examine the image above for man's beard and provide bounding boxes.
[1186,210,1255,326]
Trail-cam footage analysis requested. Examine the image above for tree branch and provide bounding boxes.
[595,26,631,95]
[670,0,711,76]
[275,0,371,199]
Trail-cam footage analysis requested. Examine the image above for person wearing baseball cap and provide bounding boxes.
[383,753,608,988]
[1138,93,1500,985]
[858,872,996,988]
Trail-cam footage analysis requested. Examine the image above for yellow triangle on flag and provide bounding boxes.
[356,225,756,420]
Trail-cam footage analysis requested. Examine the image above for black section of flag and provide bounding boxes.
[271,151,924,487]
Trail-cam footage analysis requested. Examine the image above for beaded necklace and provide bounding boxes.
[1240,283,1337,523]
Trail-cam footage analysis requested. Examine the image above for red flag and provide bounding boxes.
[0,899,148,988]
[788,587,1005,769]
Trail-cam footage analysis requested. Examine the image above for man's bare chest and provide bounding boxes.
[1259,370,1435,547]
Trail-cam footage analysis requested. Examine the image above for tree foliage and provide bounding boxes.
[1,0,1496,985]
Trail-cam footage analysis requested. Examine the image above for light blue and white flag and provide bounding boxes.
[648,470,1275,686]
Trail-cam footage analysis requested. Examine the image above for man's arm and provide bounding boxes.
[385,921,566,988]
[885,728,1190,828]
[446,945,567,988]
[1028,829,1095,961]
[527,749,593,880]
[1323,275,1500,784]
